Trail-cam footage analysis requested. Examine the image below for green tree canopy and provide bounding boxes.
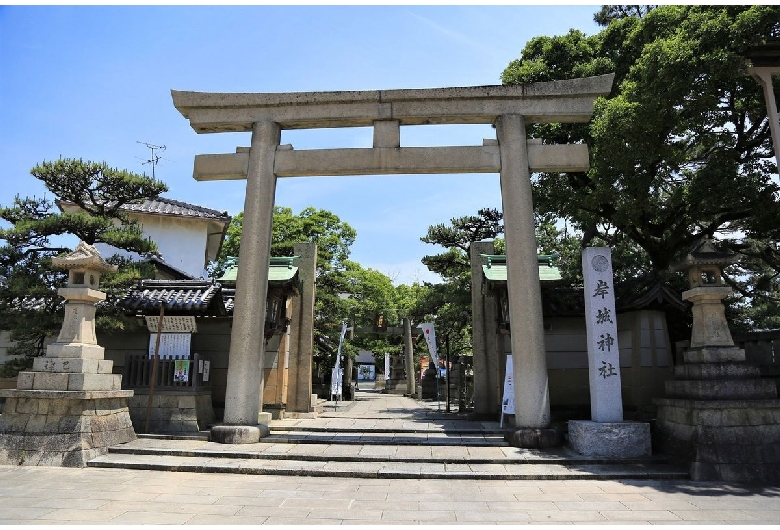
[1,159,167,254]
[218,206,357,276]
[0,159,167,375]
[502,5,780,329]
[418,208,505,356]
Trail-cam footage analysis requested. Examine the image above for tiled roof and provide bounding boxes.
[218,257,299,283]
[120,197,230,221]
[141,256,197,280]
[481,254,563,283]
[118,280,226,316]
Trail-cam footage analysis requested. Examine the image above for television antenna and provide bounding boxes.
[136,141,166,179]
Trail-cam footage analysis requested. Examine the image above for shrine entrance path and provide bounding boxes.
[88,388,688,481]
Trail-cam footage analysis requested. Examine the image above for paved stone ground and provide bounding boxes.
[1,466,780,524]
[2,386,780,524]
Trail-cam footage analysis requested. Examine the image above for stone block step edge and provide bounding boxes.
[107,445,672,466]
[269,426,508,434]
[263,436,508,447]
[87,456,689,481]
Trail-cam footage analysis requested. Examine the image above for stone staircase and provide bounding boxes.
[88,391,688,480]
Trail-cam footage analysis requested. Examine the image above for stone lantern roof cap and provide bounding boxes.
[672,238,737,271]
[51,241,118,273]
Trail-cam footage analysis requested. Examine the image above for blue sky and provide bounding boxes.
[0,5,600,284]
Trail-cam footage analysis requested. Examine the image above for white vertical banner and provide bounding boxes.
[500,355,514,427]
[384,353,390,381]
[582,247,624,423]
[420,322,439,368]
[331,321,349,398]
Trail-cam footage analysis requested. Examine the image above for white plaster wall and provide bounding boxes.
[95,215,210,279]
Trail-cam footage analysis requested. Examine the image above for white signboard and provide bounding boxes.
[582,247,624,423]
[357,364,375,381]
[145,315,197,333]
[501,354,514,417]
[148,333,191,359]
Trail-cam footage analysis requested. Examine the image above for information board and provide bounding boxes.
[148,333,191,359]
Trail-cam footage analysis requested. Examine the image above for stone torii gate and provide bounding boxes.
[172,74,614,444]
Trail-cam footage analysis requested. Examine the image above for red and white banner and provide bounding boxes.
[420,322,439,368]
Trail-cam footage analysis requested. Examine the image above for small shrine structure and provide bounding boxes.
[0,242,136,466]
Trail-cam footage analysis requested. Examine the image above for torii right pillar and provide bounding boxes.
[496,115,562,448]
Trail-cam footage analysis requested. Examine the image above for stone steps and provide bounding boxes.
[89,449,687,480]
[88,429,688,480]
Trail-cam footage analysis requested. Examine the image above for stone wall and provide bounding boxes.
[0,393,135,467]
[127,391,215,433]
[500,310,675,418]
[100,318,290,421]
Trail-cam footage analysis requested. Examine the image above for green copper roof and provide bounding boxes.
[481,254,562,283]
[218,256,299,283]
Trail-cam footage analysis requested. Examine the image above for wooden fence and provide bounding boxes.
[123,353,212,392]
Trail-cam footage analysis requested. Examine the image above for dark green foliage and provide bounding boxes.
[418,208,505,356]
[216,205,414,370]
[502,5,780,330]
[0,159,167,376]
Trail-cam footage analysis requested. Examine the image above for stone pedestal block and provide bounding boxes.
[568,420,651,458]
[211,424,269,444]
[505,426,564,449]
[656,398,780,483]
[127,391,215,434]
[684,346,745,363]
[0,390,136,467]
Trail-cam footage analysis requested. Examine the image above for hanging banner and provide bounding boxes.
[331,322,349,398]
[420,322,440,368]
[330,367,343,397]
[502,354,514,415]
[384,353,390,381]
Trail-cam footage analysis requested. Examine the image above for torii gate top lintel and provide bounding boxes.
[171,73,615,133]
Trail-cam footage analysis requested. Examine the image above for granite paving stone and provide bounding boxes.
[184,514,269,525]
[600,510,683,521]
[4,390,780,524]
[455,510,532,523]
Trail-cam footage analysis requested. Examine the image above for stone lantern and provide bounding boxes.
[673,238,742,360]
[0,241,136,467]
[49,241,118,352]
[654,237,780,483]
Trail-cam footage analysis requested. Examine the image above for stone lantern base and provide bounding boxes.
[654,347,780,483]
[0,390,135,467]
[0,340,136,467]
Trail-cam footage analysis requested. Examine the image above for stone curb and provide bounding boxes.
[107,445,675,466]
[87,454,689,480]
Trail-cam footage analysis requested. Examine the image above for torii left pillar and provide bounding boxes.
[211,120,280,444]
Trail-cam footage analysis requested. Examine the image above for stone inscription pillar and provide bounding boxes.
[287,242,317,415]
[496,114,551,429]
[219,120,280,439]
